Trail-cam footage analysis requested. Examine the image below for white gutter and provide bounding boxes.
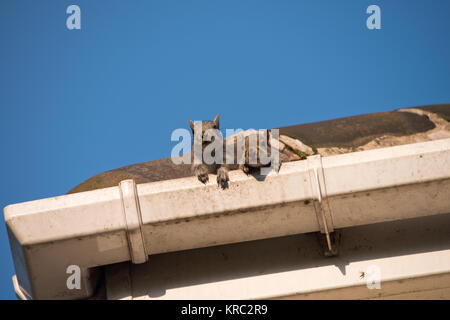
[4,138,450,299]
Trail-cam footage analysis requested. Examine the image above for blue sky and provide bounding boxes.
[1,1,449,299]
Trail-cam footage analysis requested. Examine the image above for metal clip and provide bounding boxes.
[307,155,339,256]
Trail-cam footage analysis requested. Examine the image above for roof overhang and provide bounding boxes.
[4,138,450,299]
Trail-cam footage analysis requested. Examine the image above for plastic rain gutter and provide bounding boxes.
[4,138,450,299]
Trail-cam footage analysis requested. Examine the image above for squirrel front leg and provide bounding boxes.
[217,165,229,189]
[193,163,209,184]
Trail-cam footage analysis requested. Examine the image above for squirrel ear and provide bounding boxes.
[189,120,195,132]
[213,114,220,128]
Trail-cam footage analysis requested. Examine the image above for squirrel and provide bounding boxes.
[189,114,280,189]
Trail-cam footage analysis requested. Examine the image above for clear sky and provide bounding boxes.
[1,0,449,299]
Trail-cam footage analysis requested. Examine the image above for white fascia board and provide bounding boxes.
[4,138,450,299]
[106,213,450,300]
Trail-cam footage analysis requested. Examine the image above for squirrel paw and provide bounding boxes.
[194,164,209,184]
[217,167,229,189]
[197,172,209,184]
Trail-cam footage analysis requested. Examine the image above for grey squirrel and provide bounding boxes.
[189,114,280,189]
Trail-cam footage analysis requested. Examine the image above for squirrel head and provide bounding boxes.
[189,114,220,149]
[189,114,219,132]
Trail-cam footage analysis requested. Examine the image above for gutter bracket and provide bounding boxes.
[119,179,149,264]
[12,275,30,300]
[307,155,339,257]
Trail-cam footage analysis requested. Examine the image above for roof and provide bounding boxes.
[68,104,450,194]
